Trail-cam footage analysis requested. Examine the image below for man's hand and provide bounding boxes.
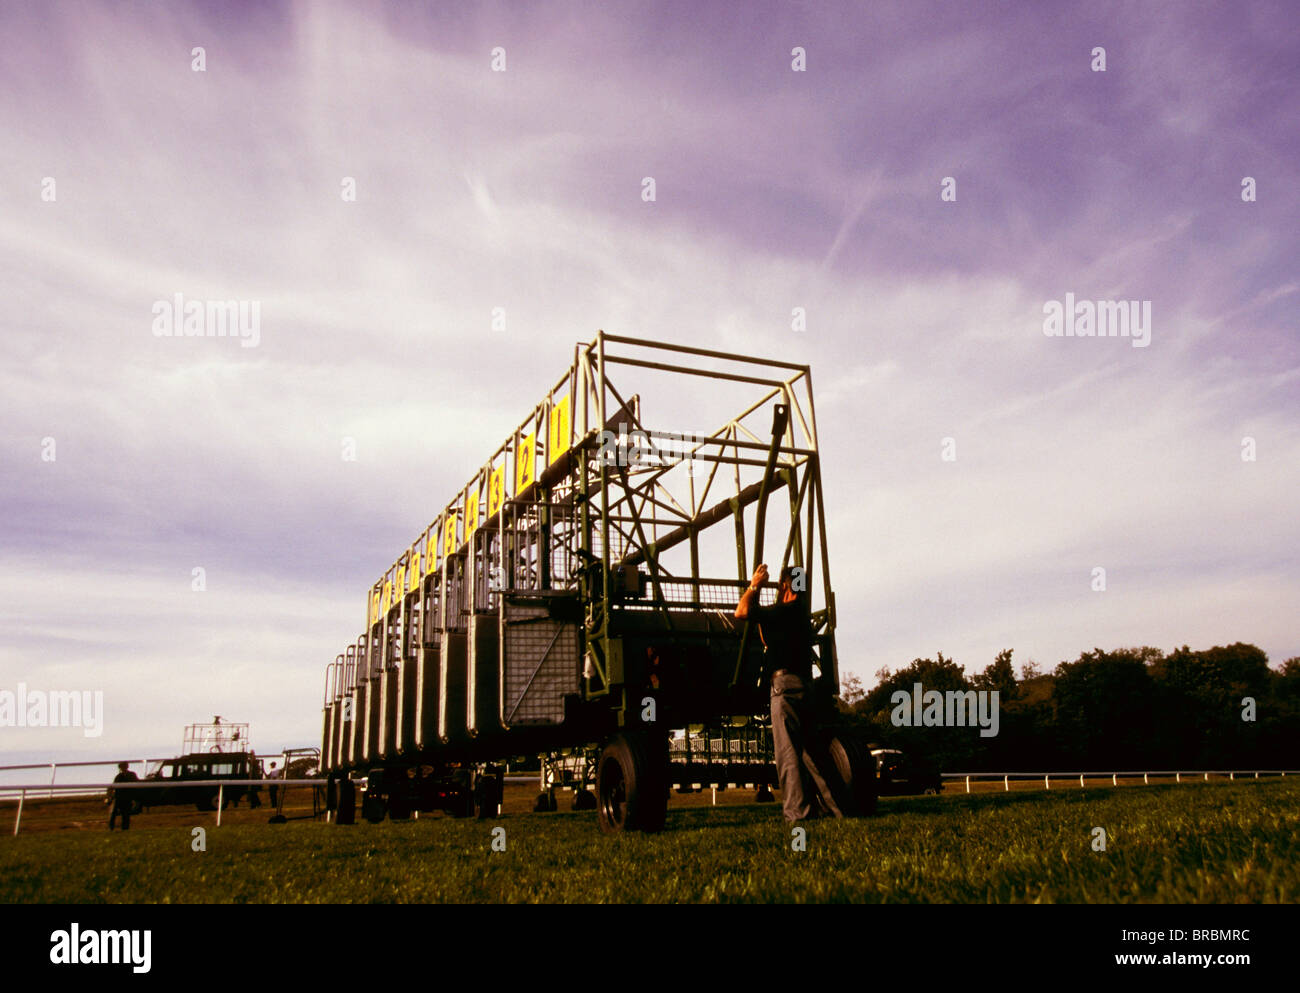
[736,564,769,619]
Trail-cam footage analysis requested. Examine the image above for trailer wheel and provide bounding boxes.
[827,733,877,817]
[389,794,412,820]
[572,789,597,811]
[597,731,668,834]
[362,795,387,823]
[475,773,501,820]
[448,771,475,818]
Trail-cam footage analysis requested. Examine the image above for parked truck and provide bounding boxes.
[135,718,262,812]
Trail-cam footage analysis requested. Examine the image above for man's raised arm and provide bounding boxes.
[735,564,769,619]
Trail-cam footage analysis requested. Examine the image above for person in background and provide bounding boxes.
[108,761,139,831]
[248,753,263,809]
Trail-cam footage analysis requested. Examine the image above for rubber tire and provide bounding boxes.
[475,775,495,820]
[596,731,669,834]
[447,771,475,818]
[362,795,387,823]
[572,789,597,811]
[389,793,413,820]
[336,780,357,825]
[827,733,878,817]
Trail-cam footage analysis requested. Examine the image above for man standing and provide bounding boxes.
[267,761,281,808]
[735,563,847,822]
[108,762,139,831]
[248,753,263,809]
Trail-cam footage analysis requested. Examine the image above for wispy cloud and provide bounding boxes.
[1,0,1296,753]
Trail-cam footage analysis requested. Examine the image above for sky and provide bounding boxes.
[1,0,1296,767]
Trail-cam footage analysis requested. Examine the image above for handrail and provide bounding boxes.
[2,779,328,835]
[942,769,1295,793]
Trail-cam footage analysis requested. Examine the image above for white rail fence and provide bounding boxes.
[0,756,301,798]
[5,767,1295,835]
[943,770,1295,793]
[0,759,162,798]
[2,779,325,835]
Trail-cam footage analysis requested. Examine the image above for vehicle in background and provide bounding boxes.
[136,718,264,811]
[870,746,943,795]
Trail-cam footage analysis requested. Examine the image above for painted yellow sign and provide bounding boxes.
[488,464,505,517]
[517,432,536,491]
[426,532,438,575]
[381,580,392,616]
[370,589,380,626]
[548,395,570,465]
[444,512,458,556]
[408,546,421,591]
[466,485,480,539]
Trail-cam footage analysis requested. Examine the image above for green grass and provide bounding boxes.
[2,781,1297,903]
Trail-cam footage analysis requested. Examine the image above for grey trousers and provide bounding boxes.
[770,673,845,822]
[108,802,131,830]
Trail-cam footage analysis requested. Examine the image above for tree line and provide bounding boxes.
[835,643,1300,772]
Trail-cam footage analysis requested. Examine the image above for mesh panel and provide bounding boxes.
[503,604,580,725]
[617,579,775,611]
[589,529,630,562]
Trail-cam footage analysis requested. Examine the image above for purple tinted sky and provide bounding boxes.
[1,0,1296,760]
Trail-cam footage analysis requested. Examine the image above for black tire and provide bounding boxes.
[474,776,491,820]
[486,774,504,818]
[827,733,878,817]
[336,780,357,825]
[572,789,597,811]
[755,784,774,803]
[362,795,387,823]
[533,791,552,813]
[596,731,669,834]
[449,771,474,818]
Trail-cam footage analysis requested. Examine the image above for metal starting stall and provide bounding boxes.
[318,333,875,833]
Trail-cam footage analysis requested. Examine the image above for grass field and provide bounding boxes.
[1,779,1296,903]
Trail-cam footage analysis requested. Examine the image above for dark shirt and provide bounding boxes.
[111,770,138,806]
[751,597,813,680]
